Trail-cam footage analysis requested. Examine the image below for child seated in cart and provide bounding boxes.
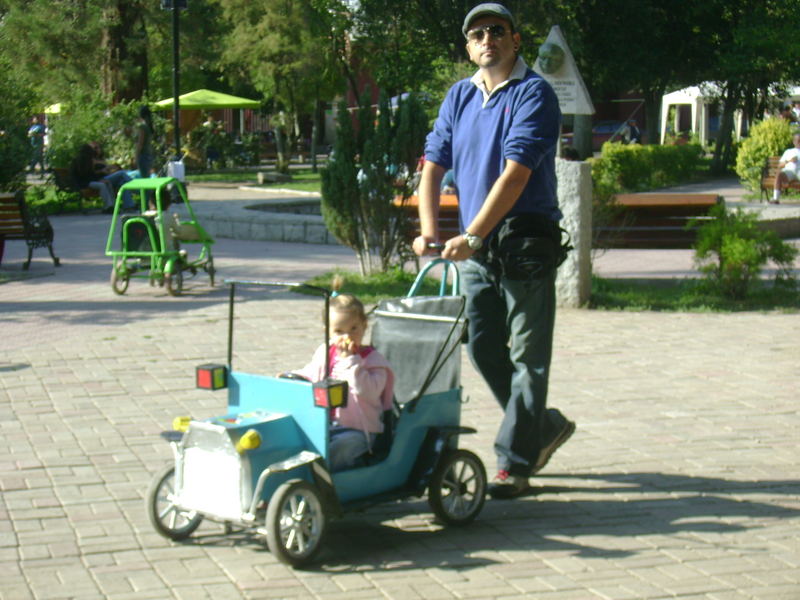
[288,291,395,471]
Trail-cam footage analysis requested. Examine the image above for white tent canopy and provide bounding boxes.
[659,84,745,146]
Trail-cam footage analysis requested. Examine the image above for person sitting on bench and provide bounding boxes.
[772,133,800,204]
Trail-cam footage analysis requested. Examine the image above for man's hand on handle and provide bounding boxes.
[412,235,474,261]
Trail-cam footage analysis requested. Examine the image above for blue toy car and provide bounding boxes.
[145,260,487,567]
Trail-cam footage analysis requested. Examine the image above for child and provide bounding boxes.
[290,292,395,472]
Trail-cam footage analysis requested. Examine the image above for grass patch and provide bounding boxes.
[298,269,798,312]
[187,167,322,193]
[300,268,442,305]
[589,275,799,312]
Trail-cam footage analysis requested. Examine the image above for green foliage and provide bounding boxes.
[46,95,167,171]
[734,118,795,192]
[0,64,36,191]
[591,142,706,198]
[590,275,799,312]
[0,0,228,105]
[689,204,798,300]
[321,91,427,275]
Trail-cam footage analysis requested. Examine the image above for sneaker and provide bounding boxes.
[531,419,576,475]
[488,470,530,499]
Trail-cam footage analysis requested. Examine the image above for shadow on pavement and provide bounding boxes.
[167,470,800,572]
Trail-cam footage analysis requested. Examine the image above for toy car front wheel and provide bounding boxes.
[428,449,486,526]
[265,479,327,567]
[146,464,203,540]
[110,264,129,295]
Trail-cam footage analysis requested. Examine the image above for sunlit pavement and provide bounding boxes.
[1,183,798,599]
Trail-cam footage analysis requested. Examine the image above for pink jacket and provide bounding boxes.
[294,344,395,434]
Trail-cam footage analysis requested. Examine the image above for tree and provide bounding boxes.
[321,92,427,275]
[0,60,36,191]
[0,0,230,104]
[218,0,342,172]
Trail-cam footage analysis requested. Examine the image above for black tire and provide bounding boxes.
[204,256,215,287]
[166,269,183,296]
[265,479,327,567]
[146,464,203,540]
[110,266,129,295]
[428,449,487,526]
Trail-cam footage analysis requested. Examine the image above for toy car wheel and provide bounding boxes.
[110,267,129,295]
[146,464,203,540]
[266,479,327,567]
[204,257,215,287]
[428,449,487,526]
[166,269,183,296]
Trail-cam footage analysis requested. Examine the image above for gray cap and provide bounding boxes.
[462,3,516,37]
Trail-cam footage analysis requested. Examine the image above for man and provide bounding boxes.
[772,132,800,204]
[623,119,642,144]
[413,3,574,499]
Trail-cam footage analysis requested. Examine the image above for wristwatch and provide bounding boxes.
[464,231,483,250]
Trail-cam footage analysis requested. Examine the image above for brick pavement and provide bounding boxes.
[0,188,798,599]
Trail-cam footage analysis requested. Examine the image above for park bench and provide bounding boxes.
[52,167,100,212]
[759,156,800,201]
[595,193,721,249]
[395,193,461,242]
[0,191,60,270]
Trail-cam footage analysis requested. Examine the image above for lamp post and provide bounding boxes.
[161,0,187,160]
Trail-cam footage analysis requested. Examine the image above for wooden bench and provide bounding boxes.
[0,191,60,270]
[760,156,800,201]
[395,194,460,241]
[595,193,721,249]
[52,167,100,212]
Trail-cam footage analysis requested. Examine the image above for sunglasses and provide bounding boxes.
[467,24,507,43]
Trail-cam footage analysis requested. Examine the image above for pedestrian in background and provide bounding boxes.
[28,116,46,174]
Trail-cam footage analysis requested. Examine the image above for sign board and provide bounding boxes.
[532,25,594,116]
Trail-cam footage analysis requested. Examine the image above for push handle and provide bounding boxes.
[407,258,460,297]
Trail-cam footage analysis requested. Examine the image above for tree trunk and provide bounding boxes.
[711,85,740,175]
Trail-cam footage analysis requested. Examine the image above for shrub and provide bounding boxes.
[47,94,168,171]
[590,141,705,198]
[321,91,427,275]
[734,118,795,192]
[689,203,798,299]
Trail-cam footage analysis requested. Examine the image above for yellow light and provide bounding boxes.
[236,429,261,453]
[173,416,191,432]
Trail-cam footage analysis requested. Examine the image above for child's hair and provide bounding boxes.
[324,274,367,323]
[329,294,367,323]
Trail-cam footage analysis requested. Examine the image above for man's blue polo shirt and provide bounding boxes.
[424,57,562,234]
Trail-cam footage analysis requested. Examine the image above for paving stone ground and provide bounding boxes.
[0,184,798,599]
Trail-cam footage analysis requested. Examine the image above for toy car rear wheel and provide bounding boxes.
[266,479,327,567]
[204,257,215,287]
[428,449,486,526]
[146,464,203,540]
[166,269,183,296]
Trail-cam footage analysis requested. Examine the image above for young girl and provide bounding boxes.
[290,292,395,472]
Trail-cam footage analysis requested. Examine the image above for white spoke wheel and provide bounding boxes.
[146,464,202,540]
[428,449,487,525]
[266,479,327,567]
[166,269,183,296]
